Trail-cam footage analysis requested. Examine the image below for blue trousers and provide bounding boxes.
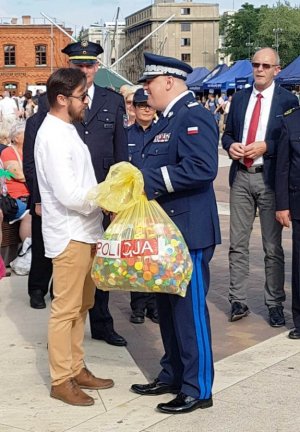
[157,246,214,399]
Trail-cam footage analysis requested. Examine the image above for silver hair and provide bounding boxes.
[10,121,26,142]
[252,47,280,65]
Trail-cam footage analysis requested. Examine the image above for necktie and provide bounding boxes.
[244,93,263,168]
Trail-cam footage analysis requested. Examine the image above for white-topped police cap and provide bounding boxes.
[138,52,193,83]
[61,41,103,64]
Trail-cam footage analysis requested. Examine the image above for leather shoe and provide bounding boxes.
[131,378,179,396]
[30,293,46,309]
[146,310,159,324]
[130,312,145,324]
[74,367,114,390]
[288,329,300,339]
[92,330,127,347]
[50,378,94,406]
[157,392,213,414]
[230,301,249,322]
[269,306,285,327]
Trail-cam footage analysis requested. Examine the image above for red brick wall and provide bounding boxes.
[0,25,73,94]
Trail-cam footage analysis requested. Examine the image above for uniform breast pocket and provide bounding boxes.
[147,144,170,157]
[97,112,115,130]
[128,144,139,162]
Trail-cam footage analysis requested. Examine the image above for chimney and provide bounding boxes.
[11,17,18,25]
[22,15,31,25]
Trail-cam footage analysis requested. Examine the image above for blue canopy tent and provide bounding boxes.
[186,67,209,86]
[204,60,253,91]
[276,55,300,85]
[188,64,228,92]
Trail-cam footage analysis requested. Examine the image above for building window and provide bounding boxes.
[181,23,191,31]
[35,45,47,65]
[4,45,16,66]
[181,8,190,15]
[181,53,191,62]
[181,38,191,47]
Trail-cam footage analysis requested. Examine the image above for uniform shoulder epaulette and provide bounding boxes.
[105,87,123,98]
[284,105,300,117]
[187,101,199,108]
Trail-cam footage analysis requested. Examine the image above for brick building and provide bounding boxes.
[0,16,72,94]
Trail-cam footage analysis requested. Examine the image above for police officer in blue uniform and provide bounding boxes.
[275,105,300,339]
[130,52,221,414]
[61,41,128,347]
[128,88,158,324]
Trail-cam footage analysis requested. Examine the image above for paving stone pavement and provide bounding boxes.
[1,148,299,431]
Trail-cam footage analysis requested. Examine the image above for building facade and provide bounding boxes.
[0,16,72,94]
[124,0,219,83]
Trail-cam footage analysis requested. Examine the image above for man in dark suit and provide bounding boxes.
[131,52,221,414]
[275,105,300,339]
[222,47,298,326]
[23,41,127,347]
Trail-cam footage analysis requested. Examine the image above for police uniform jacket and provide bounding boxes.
[75,85,128,183]
[276,106,300,219]
[128,121,154,168]
[140,93,221,250]
[222,84,298,189]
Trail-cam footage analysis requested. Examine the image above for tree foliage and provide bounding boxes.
[221,2,300,66]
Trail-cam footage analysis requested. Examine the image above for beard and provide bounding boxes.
[68,103,86,122]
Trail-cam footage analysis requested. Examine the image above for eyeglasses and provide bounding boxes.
[252,62,279,70]
[68,91,89,102]
[135,103,154,110]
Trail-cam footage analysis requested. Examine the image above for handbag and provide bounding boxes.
[0,159,18,221]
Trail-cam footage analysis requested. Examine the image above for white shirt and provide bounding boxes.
[34,113,103,258]
[242,81,275,166]
[88,84,95,109]
[162,90,191,117]
[0,96,17,119]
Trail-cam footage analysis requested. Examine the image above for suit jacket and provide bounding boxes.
[222,85,298,189]
[275,106,300,219]
[75,85,128,183]
[140,93,221,250]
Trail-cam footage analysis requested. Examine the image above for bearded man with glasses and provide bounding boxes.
[222,47,298,326]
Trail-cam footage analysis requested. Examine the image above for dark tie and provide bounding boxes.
[244,93,263,168]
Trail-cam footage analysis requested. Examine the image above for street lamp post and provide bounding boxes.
[245,33,254,60]
[273,27,283,56]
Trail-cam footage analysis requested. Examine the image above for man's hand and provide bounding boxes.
[35,203,42,217]
[276,210,290,228]
[243,141,267,160]
[229,142,245,160]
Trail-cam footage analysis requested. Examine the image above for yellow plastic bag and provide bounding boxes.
[88,162,193,297]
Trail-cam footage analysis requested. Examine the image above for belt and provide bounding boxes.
[238,163,263,174]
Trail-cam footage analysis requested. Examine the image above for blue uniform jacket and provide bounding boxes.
[128,121,155,168]
[275,106,300,219]
[222,85,298,189]
[139,93,221,250]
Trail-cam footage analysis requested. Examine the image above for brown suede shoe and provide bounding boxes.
[50,378,94,406]
[74,367,114,390]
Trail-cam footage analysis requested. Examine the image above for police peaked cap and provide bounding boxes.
[138,52,193,82]
[133,88,148,103]
[61,41,103,64]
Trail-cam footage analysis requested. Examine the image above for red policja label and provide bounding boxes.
[121,239,158,258]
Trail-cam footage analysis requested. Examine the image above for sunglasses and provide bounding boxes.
[252,62,279,70]
[135,103,153,110]
[68,91,89,102]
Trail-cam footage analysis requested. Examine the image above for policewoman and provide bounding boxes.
[62,41,128,347]
[130,52,221,414]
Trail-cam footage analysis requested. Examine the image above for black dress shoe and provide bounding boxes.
[230,301,249,322]
[30,293,46,309]
[269,306,285,327]
[288,329,300,339]
[146,310,159,324]
[92,330,127,347]
[130,312,145,324]
[157,392,213,414]
[131,378,179,396]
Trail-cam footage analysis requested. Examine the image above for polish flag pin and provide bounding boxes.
[187,126,199,135]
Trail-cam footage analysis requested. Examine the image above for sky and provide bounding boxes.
[1,0,300,34]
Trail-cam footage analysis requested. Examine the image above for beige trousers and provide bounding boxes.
[49,240,95,385]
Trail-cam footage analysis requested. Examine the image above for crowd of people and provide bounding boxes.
[1,43,300,413]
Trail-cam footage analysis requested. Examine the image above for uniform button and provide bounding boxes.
[106,118,109,121]
[170,209,175,214]
[154,191,159,195]
[142,153,145,158]
[85,131,89,135]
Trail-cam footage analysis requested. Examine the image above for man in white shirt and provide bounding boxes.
[34,68,114,406]
[0,91,18,128]
[222,48,299,326]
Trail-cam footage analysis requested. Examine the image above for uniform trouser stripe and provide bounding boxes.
[190,249,213,399]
